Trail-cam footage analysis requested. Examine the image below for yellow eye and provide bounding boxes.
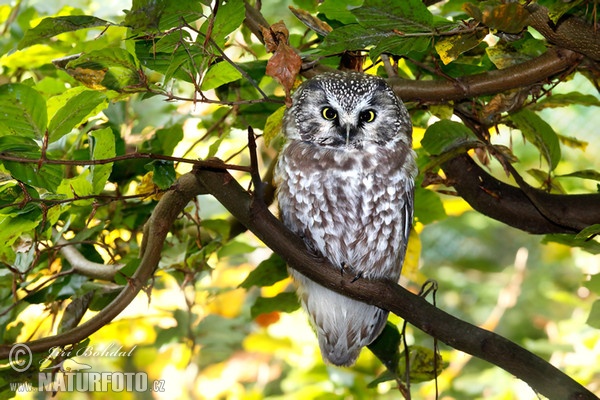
[321,107,337,120]
[360,110,376,123]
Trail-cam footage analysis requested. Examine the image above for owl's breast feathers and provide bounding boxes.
[276,139,416,281]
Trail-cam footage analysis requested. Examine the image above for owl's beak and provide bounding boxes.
[343,123,358,146]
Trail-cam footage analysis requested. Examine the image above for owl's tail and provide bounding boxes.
[292,270,388,366]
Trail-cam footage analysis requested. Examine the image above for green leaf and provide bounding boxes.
[19,15,110,49]
[367,322,401,374]
[370,35,431,60]
[318,0,362,24]
[584,274,600,295]
[421,120,479,155]
[435,30,487,65]
[575,224,600,241]
[159,0,204,31]
[48,90,108,142]
[533,92,600,110]
[557,169,600,182]
[0,206,41,247]
[57,172,94,205]
[200,0,245,47]
[201,61,243,91]
[586,299,600,329]
[89,127,116,194]
[414,187,446,224]
[542,234,600,255]
[239,254,288,289]
[3,160,64,192]
[217,240,255,259]
[64,49,144,92]
[145,160,176,190]
[510,109,561,171]
[147,124,184,155]
[0,84,47,139]
[321,24,386,53]
[263,106,286,147]
[557,134,588,151]
[250,292,300,319]
[353,0,433,31]
[57,292,94,334]
[0,136,39,153]
[526,168,565,193]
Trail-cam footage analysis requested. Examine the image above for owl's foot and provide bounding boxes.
[340,261,349,276]
[340,262,362,282]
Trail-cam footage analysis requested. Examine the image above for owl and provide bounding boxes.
[274,71,417,366]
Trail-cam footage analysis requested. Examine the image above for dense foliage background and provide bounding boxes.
[0,0,599,399]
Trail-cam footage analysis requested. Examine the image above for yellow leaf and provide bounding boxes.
[402,228,422,283]
[263,106,286,147]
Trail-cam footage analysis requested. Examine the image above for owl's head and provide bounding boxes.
[283,71,412,149]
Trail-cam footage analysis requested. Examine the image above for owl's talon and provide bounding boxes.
[340,262,348,276]
[351,272,363,283]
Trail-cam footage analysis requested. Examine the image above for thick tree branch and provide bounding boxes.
[388,48,581,103]
[526,3,600,62]
[442,155,600,234]
[192,164,598,400]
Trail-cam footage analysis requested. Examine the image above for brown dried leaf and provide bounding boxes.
[266,43,302,106]
[289,6,332,36]
[262,21,302,106]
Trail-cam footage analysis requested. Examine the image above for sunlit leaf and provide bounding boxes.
[239,253,288,289]
[510,109,561,171]
[0,84,47,139]
[263,106,286,147]
[250,292,300,318]
[435,29,487,65]
[48,90,108,142]
[64,49,145,92]
[201,61,243,91]
[57,172,94,206]
[200,0,245,47]
[89,127,116,194]
[421,120,479,155]
[19,15,110,49]
[543,0,585,23]
[0,209,41,247]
